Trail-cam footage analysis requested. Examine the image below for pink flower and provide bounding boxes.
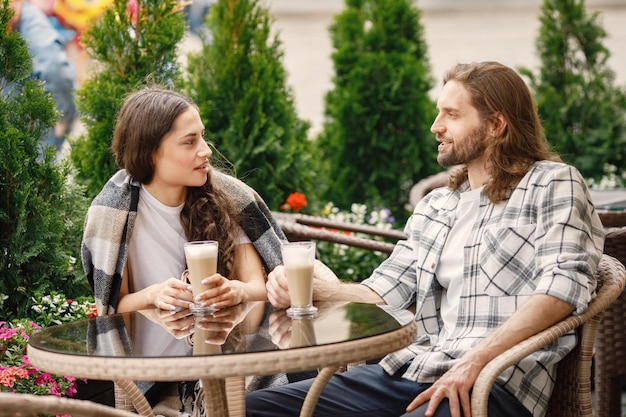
[36,372,56,386]
[49,383,63,396]
[1,321,78,397]
[0,366,28,388]
[0,328,17,340]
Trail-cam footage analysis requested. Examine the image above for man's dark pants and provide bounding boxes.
[246,364,533,417]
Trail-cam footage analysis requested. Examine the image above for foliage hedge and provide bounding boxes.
[0,0,90,320]
[70,0,187,198]
[520,0,626,181]
[185,0,320,210]
[318,0,441,220]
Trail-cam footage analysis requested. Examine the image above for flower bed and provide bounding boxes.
[0,320,78,397]
[0,292,96,401]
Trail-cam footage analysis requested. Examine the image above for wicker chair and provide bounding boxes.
[471,254,626,417]
[0,391,139,417]
[407,171,450,211]
[597,211,626,228]
[594,225,626,417]
[272,211,406,255]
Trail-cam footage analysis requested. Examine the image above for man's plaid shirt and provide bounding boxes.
[362,161,605,417]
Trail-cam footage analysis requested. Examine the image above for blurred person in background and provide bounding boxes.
[184,0,214,40]
[10,0,78,158]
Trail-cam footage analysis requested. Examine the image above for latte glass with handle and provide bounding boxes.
[184,240,219,315]
[281,241,318,317]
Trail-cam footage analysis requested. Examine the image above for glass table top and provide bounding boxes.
[29,302,415,359]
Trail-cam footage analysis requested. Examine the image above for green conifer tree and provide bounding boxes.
[184,0,318,210]
[0,0,89,320]
[520,0,626,180]
[318,0,439,219]
[70,0,187,197]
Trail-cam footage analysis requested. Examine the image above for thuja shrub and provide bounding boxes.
[0,0,90,320]
[318,0,440,220]
[185,0,320,210]
[70,0,187,197]
[520,0,626,180]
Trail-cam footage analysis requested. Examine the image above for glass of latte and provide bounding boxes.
[281,241,318,317]
[184,240,219,315]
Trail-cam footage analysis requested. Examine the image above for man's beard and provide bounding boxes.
[437,124,488,168]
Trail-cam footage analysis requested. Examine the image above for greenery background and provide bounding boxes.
[2,0,626,323]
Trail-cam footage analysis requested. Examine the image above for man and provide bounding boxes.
[246,61,605,417]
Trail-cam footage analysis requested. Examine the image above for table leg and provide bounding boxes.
[225,377,245,417]
[201,378,229,417]
[113,379,155,417]
[299,365,340,417]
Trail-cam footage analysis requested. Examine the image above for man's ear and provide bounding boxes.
[489,112,507,137]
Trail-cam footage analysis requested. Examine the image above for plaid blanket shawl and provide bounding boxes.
[82,169,287,316]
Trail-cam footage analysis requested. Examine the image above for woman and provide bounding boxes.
[82,86,308,414]
[82,87,286,316]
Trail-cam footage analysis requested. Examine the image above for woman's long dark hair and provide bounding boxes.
[111,87,239,277]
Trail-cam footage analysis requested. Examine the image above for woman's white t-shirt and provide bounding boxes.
[127,185,188,292]
[127,185,252,292]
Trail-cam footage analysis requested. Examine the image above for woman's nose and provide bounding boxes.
[199,140,213,158]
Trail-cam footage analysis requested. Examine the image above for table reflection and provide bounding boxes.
[290,316,317,348]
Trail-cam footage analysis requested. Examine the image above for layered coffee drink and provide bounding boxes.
[281,241,317,317]
[184,241,219,314]
[285,263,314,308]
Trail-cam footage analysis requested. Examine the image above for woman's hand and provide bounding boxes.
[190,243,269,309]
[147,277,194,312]
[192,274,249,309]
[266,265,291,309]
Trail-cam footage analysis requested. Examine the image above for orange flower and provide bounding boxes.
[283,192,307,212]
[87,304,98,318]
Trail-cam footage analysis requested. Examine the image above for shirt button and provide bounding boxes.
[431,262,436,270]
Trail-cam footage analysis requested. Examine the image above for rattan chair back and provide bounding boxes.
[594,225,626,417]
[272,211,406,255]
[0,392,139,417]
[407,171,450,211]
[471,254,626,417]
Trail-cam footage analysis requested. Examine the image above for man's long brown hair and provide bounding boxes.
[111,87,239,277]
[444,62,560,203]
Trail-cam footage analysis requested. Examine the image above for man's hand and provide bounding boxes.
[406,293,575,417]
[406,358,480,417]
[267,264,384,307]
[267,265,291,308]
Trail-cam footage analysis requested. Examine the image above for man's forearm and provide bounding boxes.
[463,293,575,368]
[313,279,385,304]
